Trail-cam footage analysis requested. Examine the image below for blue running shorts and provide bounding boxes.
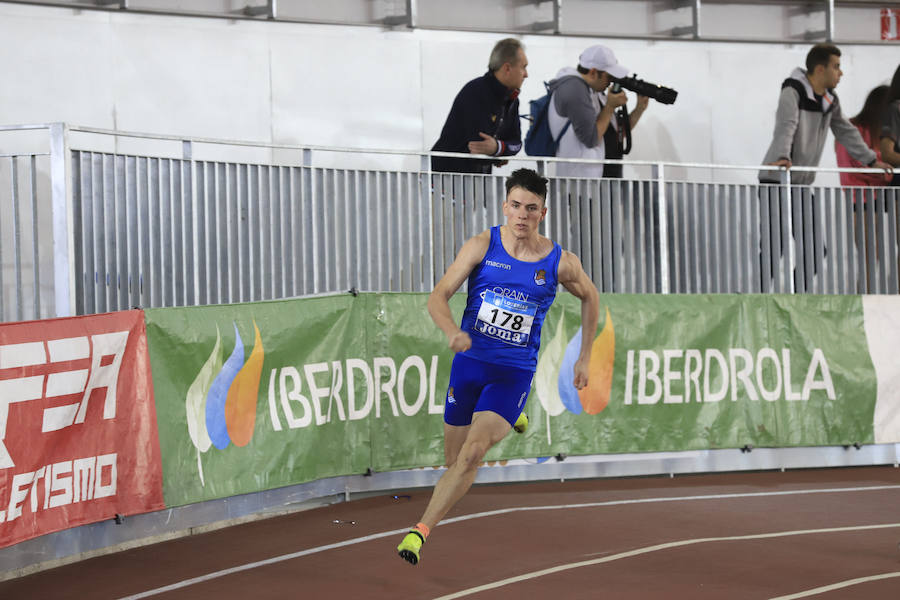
[444,352,534,427]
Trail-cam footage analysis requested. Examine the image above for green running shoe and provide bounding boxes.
[513,412,528,434]
[397,529,425,565]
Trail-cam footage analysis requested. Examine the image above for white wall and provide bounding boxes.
[0,2,897,184]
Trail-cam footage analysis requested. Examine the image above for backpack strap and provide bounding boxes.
[546,81,572,146]
[554,120,572,145]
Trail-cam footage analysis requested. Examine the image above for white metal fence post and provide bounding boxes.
[654,162,670,294]
[49,122,74,317]
[781,166,795,294]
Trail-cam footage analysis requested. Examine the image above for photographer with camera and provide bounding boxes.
[546,45,648,178]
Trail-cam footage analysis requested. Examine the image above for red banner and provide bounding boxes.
[0,310,164,548]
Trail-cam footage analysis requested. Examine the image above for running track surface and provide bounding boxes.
[3,466,900,599]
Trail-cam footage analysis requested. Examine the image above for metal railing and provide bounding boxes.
[1,123,898,323]
[0,153,41,321]
[4,0,899,44]
[0,124,69,323]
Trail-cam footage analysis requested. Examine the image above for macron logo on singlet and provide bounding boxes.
[485,260,511,270]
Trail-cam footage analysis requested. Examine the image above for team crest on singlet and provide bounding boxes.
[534,269,546,285]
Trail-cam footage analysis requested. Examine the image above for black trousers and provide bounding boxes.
[757,186,823,293]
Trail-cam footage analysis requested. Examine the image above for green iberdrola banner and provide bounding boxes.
[146,293,896,508]
[146,294,456,507]
[533,294,875,456]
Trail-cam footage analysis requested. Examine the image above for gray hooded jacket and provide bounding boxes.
[546,67,606,177]
[759,68,876,185]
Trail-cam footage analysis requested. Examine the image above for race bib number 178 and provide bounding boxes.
[475,290,537,347]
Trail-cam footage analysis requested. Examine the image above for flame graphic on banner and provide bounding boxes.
[206,323,246,450]
[536,307,615,418]
[185,321,264,484]
[578,307,615,414]
[558,327,585,414]
[535,307,568,417]
[225,323,264,447]
[185,326,222,485]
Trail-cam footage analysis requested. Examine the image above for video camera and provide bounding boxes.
[611,75,678,105]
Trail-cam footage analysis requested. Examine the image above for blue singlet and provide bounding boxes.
[444,226,562,427]
[459,225,562,371]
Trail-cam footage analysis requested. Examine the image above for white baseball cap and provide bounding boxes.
[579,45,629,79]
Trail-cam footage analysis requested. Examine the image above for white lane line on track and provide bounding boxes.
[768,572,900,599]
[117,527,413,600]
[432,523,900,600]
[118,484,900,599]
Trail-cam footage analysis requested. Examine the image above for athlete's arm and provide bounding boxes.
[427,231,491,353]
[557,250,599,389]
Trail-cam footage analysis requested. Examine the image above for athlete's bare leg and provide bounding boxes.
[419,411,511,530]
[443,422,470,468]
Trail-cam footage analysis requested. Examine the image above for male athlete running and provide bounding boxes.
[397,168,600,565]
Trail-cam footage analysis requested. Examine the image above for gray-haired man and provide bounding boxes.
[431,38,528,174]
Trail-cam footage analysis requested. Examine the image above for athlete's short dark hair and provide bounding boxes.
[806,43,840,74]
[505,168,548,203]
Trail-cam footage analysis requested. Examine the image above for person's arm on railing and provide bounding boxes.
[765,87,801,166]
[835,136,885,186]
[831,106,893,181]
[830,109,875,163]
[758,87,799,181]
